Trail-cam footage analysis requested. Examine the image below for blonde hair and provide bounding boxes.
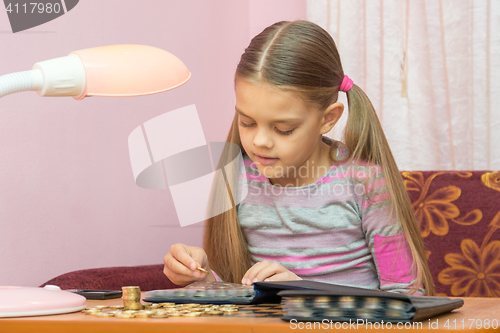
[203,20,435,296]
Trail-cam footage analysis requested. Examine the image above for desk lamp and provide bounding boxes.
[0,44,191,99]
[0,44,191,317]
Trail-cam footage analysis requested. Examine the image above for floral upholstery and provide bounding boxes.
[402,171,500,297]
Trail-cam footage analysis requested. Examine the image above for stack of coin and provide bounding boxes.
[122,286,144,310]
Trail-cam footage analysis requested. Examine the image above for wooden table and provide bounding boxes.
[0,295,498,332]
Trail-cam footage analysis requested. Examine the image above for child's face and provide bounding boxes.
[235,78,337,187]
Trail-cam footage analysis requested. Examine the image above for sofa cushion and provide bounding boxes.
[40,264,181,291]
[402,171,500,297]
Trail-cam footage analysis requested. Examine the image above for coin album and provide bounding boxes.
[280,293,415,322]
[144,282,259,304]
[143,280,464,322]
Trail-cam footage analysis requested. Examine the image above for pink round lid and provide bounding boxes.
[0,286,87,318]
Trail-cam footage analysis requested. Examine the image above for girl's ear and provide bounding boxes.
[320,102,344,134]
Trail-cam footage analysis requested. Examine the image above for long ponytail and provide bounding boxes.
[342,84,435,296]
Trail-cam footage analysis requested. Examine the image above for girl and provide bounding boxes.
[163,20,435,296]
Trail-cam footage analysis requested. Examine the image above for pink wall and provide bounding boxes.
[0,0,306,286]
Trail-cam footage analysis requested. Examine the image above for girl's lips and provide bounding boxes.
[256,154,279,166]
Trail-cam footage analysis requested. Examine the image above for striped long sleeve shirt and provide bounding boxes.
[236,136,425,295]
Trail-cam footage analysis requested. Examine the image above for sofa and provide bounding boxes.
[41,171,500,297]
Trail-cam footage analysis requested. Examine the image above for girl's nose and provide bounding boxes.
[253,128,273,149]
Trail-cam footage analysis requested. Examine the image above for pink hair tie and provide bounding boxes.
[339,75,353,92]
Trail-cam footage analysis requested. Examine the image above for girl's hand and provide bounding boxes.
[163,243,215,286]
[241,260,302,285]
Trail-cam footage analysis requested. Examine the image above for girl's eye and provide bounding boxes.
[276,128,294,135]
[239,122,294,136]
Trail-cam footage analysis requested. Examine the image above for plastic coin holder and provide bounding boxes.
[313,296,332,309]
[145,281,258,304]
[173,289,185,297]
[356,308,376,319]
[386,309,404,317]
[387,299,405,310]
[323,308,342,317]
[363,297,380,309]
[338,296,356,309]
[194,290,206,297]
[287,309,314,318]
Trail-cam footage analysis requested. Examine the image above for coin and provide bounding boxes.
[122,286,143,310]
[122,286,141,294]
[196,267,209,274]
[109,306,124,310]
[183,303,200,308]
[136,310,155,318]
[96,312,115,317]
[220,306,237,310]
[222,308,238,313]
[206,310,224,315]
[182,312,202,317]
[160,303,176,307]
[187,308,204,312]
[107,310,122,315]
[115,312,136,318]
[168,311,183,317]
[151,313,170,318]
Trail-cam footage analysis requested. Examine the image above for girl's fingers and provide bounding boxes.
[253,262,283,282]
[241,261,263,284]
[242,261,272,285]
[263,272,287,282]
[171,244,199,272]
[190,247,209,271]
[166,252,197,277]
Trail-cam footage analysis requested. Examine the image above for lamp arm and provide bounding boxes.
[0,70,42,98]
